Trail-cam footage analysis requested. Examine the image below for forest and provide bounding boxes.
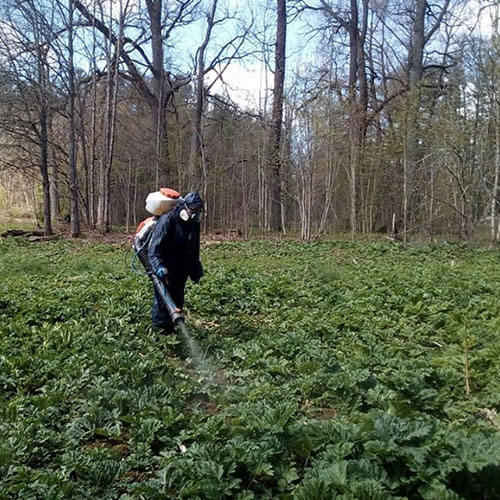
[1,0,499,241]
[3,2,500,498]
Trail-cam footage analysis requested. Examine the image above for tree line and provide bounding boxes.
[0,0,498,242]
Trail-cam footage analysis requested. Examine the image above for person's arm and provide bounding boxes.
[189,224,203,283]
[148,214,171,274]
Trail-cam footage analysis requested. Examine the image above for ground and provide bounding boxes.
[1,235,500,499]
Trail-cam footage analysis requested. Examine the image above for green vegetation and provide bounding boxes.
[1,238,500,499]
[0,218,38,234]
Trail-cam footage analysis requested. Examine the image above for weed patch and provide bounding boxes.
[1,238,500,498]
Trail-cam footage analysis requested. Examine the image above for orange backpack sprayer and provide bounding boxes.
[132,188,184,326]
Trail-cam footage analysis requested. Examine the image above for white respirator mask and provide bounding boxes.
[180,208,190,221]
[180,206,202,222]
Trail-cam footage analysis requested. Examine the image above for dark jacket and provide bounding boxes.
[148,206,203,284]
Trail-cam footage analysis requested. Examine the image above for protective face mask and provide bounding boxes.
[180,208,189,221]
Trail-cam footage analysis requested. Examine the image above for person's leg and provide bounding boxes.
[168,280,185,311]
[151,277,187,331]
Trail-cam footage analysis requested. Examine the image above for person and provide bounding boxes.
[147,191,204,332]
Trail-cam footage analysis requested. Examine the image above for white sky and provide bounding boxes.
[205,61,271,111]
[463,0,495,37]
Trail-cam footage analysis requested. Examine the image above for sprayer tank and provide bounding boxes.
[145,188,180,216]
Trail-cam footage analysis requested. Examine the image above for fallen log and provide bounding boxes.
[1,229,44,238]
[28,235,61,242]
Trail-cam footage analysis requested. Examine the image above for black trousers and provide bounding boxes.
[151,278,185,329]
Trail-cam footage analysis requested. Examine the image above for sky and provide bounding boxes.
[210,0,498,110]
[197,0,314,111]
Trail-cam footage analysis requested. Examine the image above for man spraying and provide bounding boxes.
[147,192,204,332]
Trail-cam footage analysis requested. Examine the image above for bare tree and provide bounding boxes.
[67,0,80,236]
[267,0,287,232]
[74,0,199,189]
[489,3,500,244]
[188,0,250,195]
[302,0,369,239]
[0,0,60,235]
[402,0,452,239]
[188,0,219,190]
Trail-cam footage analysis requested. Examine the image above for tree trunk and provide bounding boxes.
[491,3,500,245]
[405,0,452,231]
[37,44,52,236]
[268,0,286,232]
[68,0,80,237]
[349,139,357,240]
[491,115,499,244]
[76,87,90,224]
[89,0,98,227]
[347,0,358,241]
[39,101,52,236]
[189,0,219,191]
[146,0,168,187]
[357,0,369,140]
[405,0,425,224]
[48,114,60,223]
[97,0,121,232]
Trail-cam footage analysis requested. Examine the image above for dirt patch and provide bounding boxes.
[312,408,338,421]
[84,437,130,457]
[119,469,155,482]
[187,393,221,415]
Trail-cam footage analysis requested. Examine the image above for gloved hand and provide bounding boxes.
[156,267,168,282]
